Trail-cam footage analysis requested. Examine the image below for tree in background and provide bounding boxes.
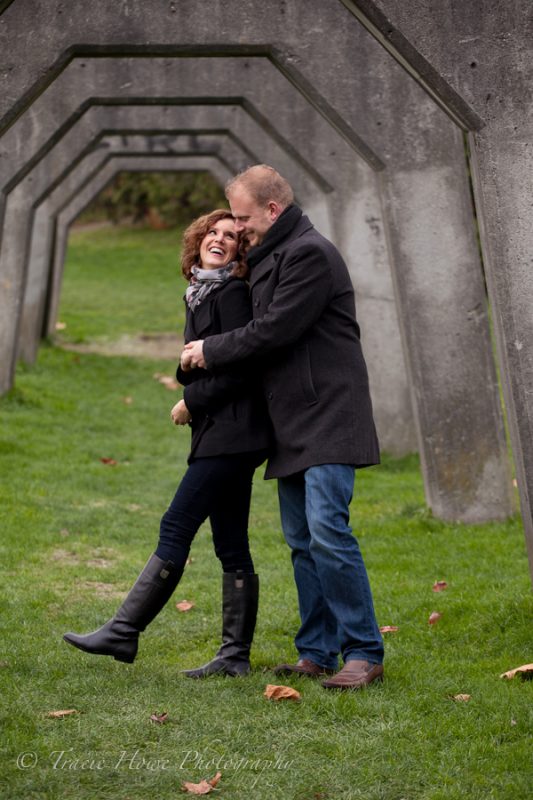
[76,171,228,228]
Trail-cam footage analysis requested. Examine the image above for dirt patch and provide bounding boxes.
[78,581,125,599]
[86,558,114,569]
[51,549,80,565]
[57,332,183,360]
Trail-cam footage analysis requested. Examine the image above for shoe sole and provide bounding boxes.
[273,666,335,677]
[322,674,384,690]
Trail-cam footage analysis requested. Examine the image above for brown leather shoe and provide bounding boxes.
[321,660,384,690]
[273,658,336,677]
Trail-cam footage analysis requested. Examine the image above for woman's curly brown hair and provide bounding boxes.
[180,208,248,280]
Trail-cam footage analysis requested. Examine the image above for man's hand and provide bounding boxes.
[170,399,192,426]
[181,340,206,370]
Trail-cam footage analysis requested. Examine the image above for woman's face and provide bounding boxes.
[198,217,239,270]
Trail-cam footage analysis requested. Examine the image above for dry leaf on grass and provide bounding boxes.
[176,600,195,612]
[428,611,442,625]
[153,373,179,390]
[181,771,221,795]
[47,709,79,718]
[150,712,169,724]
[379,625,399,633]
[264,684,301,701]
[100,457,117,466]
[122,396,133,405]
[452,694,471,702]
[500,663,533,680]
[432,580,448,592]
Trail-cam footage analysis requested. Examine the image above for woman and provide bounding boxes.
[63,210,270,677]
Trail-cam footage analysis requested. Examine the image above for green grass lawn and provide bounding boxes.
[1,226,532,800]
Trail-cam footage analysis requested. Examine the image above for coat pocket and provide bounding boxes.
[296,343,319,406]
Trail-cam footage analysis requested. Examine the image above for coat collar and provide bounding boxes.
[249,215,314,286]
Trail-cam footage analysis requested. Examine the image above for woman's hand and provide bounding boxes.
[170,399,192,426]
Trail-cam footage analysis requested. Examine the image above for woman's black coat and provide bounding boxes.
[202,215,380,478]
[176,278,271,461]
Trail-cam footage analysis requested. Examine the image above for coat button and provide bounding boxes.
[267,392,273,400]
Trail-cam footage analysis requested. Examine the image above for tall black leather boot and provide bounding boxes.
[63,554,183,663]
[182,572,259,678]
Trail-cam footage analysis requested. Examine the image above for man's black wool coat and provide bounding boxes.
[203,215,380,479]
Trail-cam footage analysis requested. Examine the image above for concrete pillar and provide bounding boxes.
[349,0,533,569]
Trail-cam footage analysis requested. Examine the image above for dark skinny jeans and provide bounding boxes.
[155,453,263,573]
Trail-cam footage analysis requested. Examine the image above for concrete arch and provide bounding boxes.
[19,116,414,456]
[353,0,533,573]
[19,144,243,363]
[15,109,332,360]
[10,97,410,459]
[48,154,233,347]
[19,122,328,356]
[0,4,517,531]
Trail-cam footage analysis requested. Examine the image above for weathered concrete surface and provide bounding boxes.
[4,73,414,457]
[348,0,533,575]
[0,2,514,522]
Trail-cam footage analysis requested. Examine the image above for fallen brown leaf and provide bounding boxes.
[150,712,169,724]
[428,611,442,625]
[264,684,301,701]
[379,625,399,633]
[47,709,79,718]
[153,373,179,390]
[122,396,133,405]
[176,600,195,612]
[181,771,221,795]
[432,581,448,592]
[452,694,471,702]
[500,663,533,680]
[100,457,117,466]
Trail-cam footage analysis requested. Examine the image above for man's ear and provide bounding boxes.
[268,201,283,221]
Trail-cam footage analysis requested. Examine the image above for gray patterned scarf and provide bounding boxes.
[185,263,235,312]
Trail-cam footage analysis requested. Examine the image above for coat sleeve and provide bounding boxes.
[179,281,254,416]
[203,241,334,369]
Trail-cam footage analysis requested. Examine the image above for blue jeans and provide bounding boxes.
[278,464,383,669]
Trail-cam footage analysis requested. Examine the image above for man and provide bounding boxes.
[181,165,384,689]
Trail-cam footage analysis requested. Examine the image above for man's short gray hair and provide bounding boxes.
[225,164,294,209]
